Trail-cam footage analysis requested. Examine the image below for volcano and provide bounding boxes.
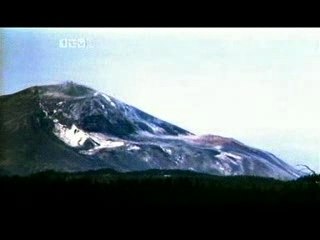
[0,82,300,179]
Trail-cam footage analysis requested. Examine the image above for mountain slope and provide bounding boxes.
[0,82,301,179]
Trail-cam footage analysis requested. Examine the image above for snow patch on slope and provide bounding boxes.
[89,132,124,150]
[53,123,124,152]
[146,122,166,134]
[216,152,243,161]
[127,145,141,151]
[102,93,116,107]
[215,145,223,150]
[160,146,172,155]
[53,123,89,147]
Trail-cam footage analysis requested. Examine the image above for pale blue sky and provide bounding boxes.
[1,28,320,171]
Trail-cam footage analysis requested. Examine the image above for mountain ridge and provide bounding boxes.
[0,82,301,179]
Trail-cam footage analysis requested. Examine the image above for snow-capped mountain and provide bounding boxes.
[0,82,301,179]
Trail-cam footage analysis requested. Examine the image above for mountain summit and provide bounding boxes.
[0,83,300,179]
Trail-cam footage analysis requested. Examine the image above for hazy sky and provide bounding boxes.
[1,28,319,171]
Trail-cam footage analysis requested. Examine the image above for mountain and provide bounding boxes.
[0,82,301,179]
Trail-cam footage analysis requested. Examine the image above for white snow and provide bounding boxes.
[225,152,242,160]
[53,123,124,150]
[175,155,184,163]
[102,94,111,102]
[137,130,156,137]
[79,150,95,156]
[53,123,89,147]
[215,145,223,150]
[88,140,124,151]
[102,94,116,108]
[216,152,243,161]
[53,110,57,113]
[215,154,226,161]
[160,146,172,155]
[42,109,48,117]
[88,132,124,150]
[144,122,166,134]
[143,156,151,162]
[166,149,172,155]
[53,119,59,123]
[214,161,231,173]
[57,101,64,106]
[127,145,140,151]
